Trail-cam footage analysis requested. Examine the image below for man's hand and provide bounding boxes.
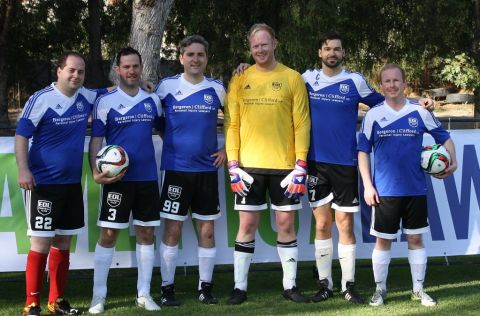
[280,160,307,199]
[233,63,251,76]
[363,184,380,207]
[18,167,36,191]
[418,97,434,111]
[228,160,254,197]
[93,169,125,185]
[211,148,226,168]
[141,80,155,93]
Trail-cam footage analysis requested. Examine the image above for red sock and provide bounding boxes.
[25,250,48,307]
[48,247,70,303]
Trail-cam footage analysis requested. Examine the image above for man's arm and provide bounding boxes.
[15,135,35,191]
[434,138,457,179]
[358,151,379,206]
[88,136,123,184]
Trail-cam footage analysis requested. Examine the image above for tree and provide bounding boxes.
[129,0,175,83]
[86,0,106,88]
[0,0,15,127]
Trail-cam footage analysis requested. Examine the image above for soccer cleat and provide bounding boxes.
[369,289,386,306]
[342,281,365,304]
[227,288,247,305]
[136,295,161,311]
[311,279,334,302]
[160,284,181,306]
[282,286,311,303]
[88,296,105,314]
[47,298,81,315]
[198,282,218,305]
[23,303,41,316]
[411,290,437,307]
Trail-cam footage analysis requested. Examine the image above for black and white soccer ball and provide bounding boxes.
[95,145,129,177]
[420,144,451,175]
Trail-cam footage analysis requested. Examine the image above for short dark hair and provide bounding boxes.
[115,46,142,66]
[56,51,85,70]
[178,35,209,55]
[379,63,406,82]
[318,31,344,49]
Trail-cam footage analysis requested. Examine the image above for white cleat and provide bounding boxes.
[136,295,161,311]
[88,296,105,314]
[411,290,437,307]
[369,289,386,306]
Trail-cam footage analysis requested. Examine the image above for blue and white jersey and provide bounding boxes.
[16,83,104,184]
[302,69,384,166]
[92,87,162,181]
[155,74,225,172]
[357,99,450,196]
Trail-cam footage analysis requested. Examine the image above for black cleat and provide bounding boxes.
[47,298,82,315]
[282,286,311,303]
[227,288,247,305]
[161,284,181,306]
[311,279,334,302]
[342,281,364,304]
[198,282,218,305]
[23,303,41,316]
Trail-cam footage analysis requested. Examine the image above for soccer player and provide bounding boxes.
[16,52,105,316]
[357,64,456,307]
[154,35,226,306]
[88,47,162,313]
[224,23,311,305]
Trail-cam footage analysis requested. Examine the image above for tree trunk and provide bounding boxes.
[0,0,15,127]
[86,0,106,88]
[129,0,175,83]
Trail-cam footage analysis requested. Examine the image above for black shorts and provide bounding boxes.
[25,184,84,237]
[370,195,429,239]
[98,181,161,228]
[234,173,302,211]
[307,161,359,212]
[160,171,220,221]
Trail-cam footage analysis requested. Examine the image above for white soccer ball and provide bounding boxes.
[420,144,451,175]
[95,145,129,177]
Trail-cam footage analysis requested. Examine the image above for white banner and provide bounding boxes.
[0,131,479,271]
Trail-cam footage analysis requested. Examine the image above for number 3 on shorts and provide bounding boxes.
[163,200,180,214]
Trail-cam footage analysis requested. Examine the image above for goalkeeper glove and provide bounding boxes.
[228,160,254,197]
[280,160,307,199]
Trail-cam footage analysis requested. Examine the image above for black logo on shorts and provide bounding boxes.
[307,176,318,188]
[37,200,52,216]
[107,192,122,207]
[167,185,182,200]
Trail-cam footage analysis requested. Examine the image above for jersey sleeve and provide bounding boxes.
[224,74,241,161]
[214,83,226,108]
[91,98,107,137]
[357,77,384,107]
[357,111,374,153]
[15,93,47,138]
[291,73,310,161]
[420,108,450,144]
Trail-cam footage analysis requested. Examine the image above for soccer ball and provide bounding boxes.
[420,144,451,175]
[96,145,129,177]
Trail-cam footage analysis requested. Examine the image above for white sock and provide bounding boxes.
[160,242,178,287]
[92,243,114,299]
[233,251,253,291]
[314,238,333,289]
[136,243,155,297]
[338,243,356,292]
[198,247,216,290]
[277,240,298,290]
[408,248,427,293]
[372,248,391,292]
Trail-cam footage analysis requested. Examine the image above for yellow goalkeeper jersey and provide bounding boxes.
[224,63,310,172]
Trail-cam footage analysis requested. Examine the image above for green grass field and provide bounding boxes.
[1,257,479,315]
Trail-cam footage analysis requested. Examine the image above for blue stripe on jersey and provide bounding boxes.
[23,86,54,119]
[357,100,450,196]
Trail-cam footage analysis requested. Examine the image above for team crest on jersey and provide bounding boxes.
[204,94,213,105]
[408,117,418,127]
[144,102,152,113]
[107,192,122,207]
[76,102,84,112]
[307,176,318,188]
[37,200,52,216]
[339,84,350,94]
[167,185,182,200]
[272,82,282,91]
